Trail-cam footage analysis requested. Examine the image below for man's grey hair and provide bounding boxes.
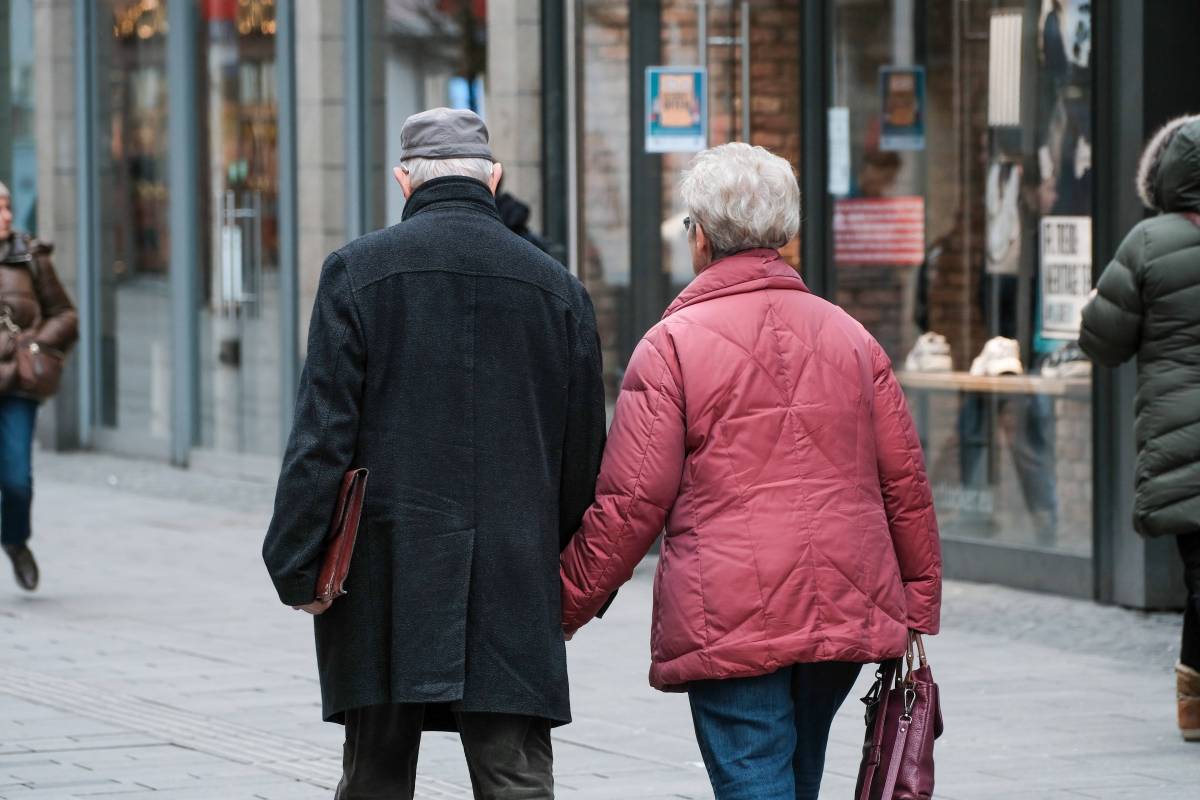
[679,143,800,259]
[0,180,9,199]
[401,157,494,189]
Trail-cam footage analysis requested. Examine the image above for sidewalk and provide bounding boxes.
[0,451,1193,799]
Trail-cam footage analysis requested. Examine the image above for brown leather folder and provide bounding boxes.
[315,468,369,603]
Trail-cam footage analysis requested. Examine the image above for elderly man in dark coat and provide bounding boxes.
[263,108,606,799]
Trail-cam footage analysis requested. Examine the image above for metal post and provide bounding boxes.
[72,0,98,447]
[345,1,367,241]
[167,0,200,465]
[629,0,665,349]
[740,1,751,142]
[800,0,832,298]
[541,0,569,265]
[277,0,299,446]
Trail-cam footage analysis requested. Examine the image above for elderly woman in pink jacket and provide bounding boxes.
[560,143,942,800]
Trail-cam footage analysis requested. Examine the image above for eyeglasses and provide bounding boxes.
[682,216,693,233]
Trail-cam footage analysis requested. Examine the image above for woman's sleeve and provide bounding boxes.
[560,330,686,632]
[1079,226,1144,367]
[30,243,79,353]
[872,342,942,634]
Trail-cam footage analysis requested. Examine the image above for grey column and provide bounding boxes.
[167,0,200,465]
[73,0,99,447]
[800,0,832,298]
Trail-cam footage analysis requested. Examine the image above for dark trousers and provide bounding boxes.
[335,704,554,800]
[687,661,863,800]
[1180,534,1200,671]
[0,397,37,548]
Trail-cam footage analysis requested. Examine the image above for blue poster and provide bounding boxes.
[646,67,707,153]
[880,66,927,152]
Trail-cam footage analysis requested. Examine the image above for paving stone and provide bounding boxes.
[0,450,1190,798]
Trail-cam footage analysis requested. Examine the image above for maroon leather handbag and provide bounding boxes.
[314,468,369,603]
[855,632,943,800]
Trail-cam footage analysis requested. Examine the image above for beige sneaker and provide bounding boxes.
[1178,663,1200,742]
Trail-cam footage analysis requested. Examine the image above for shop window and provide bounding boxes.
[95,0,173,448]
[829,0,1094,554]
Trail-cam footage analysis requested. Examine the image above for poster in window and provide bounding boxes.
[645,67,707,153]
[879,66,926,151]
[1039,216,1092,340]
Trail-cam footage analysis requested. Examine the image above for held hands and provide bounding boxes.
[293,599,333,615]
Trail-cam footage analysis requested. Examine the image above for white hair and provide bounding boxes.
[401,157,494,189]
[0,181,9,199]
[679,143,800,259]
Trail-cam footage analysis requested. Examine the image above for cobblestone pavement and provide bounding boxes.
[0,451,1194,799]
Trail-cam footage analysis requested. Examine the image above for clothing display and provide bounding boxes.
[904,332,954,373]
[969,337,1024,377]
[1039,342,1091,379]
[985,162,1022,276]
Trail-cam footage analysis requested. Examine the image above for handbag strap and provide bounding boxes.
[880,707,913,799]
[858,661,900,800]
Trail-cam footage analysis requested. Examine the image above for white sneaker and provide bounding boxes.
[904,332,954,372]
[969,337,1024,377]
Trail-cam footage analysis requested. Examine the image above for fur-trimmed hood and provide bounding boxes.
[1137,115,1200,213]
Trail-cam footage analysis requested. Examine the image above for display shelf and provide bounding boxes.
[897,370,1091,397]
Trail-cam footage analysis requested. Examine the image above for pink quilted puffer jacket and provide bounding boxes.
[560,249,941,690]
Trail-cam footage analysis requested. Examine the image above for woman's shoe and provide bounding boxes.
[2,545,38,592]
[1178,663,1200,741]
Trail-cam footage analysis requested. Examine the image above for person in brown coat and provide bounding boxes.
[0,181,78,591]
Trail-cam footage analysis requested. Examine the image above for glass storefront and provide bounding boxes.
[827,0,1094,555]
[95,0,173,452]
[195,0,282,457]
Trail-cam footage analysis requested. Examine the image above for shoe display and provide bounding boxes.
[1179,663,1200,742]
[969,337,1024,377]
[3,545,39,592]
[1040,342,1093,379]
[904,332,954,373]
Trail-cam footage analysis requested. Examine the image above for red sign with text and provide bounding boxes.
[834,196,926,266]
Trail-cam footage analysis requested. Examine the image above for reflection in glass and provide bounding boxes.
[95,0,172,446]
[829,0,1094,555]
[196,0,281,457]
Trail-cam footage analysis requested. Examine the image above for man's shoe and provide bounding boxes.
[1177,663,1200,741]
[2,545,38,592]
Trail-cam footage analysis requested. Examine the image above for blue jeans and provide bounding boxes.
[0,396,38,548]
[688,661,863,800]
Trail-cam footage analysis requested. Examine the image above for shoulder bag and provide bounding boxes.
[855,632,944,800]
[0,307,66,400]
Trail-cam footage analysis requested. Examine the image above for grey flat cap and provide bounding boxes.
[399,107,495,162]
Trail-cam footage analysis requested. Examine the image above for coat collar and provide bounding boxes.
[662,248,809,319]
[401,176,502,223]
[0,234,32,266]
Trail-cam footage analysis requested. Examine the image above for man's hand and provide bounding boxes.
[293,599,333,615]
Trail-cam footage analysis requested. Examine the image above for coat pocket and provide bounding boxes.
[387,526,476,699]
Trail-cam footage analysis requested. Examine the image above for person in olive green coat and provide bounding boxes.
[1079,114,1200,742]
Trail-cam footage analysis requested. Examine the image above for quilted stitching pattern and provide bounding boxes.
[561,250,943,689]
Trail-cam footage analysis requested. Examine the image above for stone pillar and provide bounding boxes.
[33,0,81,449]
[487,0,543,231]
[294,0,349,355]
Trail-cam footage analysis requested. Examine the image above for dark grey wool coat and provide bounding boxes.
[263,177,606,727]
